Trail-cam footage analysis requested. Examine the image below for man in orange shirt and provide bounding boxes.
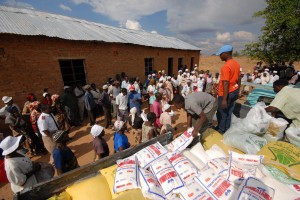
[216,45,241,133]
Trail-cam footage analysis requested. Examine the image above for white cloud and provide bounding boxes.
[125,20,142,30]
[69,0,266,55]
[59,4,72,12]
[151,30,158,34]
[3,0,34,9]
[233,31,255,41]
[216,32,231,43]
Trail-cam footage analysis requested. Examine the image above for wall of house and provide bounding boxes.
[0,34,200,132]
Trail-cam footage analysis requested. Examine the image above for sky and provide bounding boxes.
[0,0,267,55]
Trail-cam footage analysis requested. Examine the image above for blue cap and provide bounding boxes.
[216,45,233,56]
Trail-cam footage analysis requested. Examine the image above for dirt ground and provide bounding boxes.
[1,56,299,199]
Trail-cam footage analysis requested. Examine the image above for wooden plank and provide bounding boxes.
[15,132,173,200]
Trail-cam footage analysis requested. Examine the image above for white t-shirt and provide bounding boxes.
[134,82,141,94]
[37,112,58,136]
[116,93,128,110]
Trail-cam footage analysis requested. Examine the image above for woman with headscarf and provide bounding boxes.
[113,121,130,153]
[152,93,162,128]
[128,107,144,145]
[29,101,47,154]
[90,125,109,161]
[147,79,156,111]
[52,131,79,175]
[165,76,174,102]
[141,112,158,143]
[0,136,54,194]
[205,74,213,94]
[22,93,37,116]
[159,104,175,135]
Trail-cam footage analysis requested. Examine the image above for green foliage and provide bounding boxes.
[243,0,300,63]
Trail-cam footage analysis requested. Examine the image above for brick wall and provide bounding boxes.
[0,34,200,132]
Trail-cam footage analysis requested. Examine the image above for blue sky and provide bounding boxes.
[0,0,267,55]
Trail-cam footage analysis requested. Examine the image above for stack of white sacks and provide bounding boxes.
[112,126,300,199]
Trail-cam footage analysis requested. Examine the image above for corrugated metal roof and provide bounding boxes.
[0,6,201,51]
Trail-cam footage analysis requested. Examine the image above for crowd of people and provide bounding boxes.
[0,44,299,195]
[240,61,300,87]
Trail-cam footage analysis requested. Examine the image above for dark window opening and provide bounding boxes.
[168,57,173,76]
[145,58,154,76]
[178,57,183,71]
[190,57,194,70]
[59,59,87,86]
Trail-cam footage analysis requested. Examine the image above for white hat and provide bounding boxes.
[91,125,104,138]
[187,79,191,83]
[102,85,108,90]
[0,135,23,156]
[185,69,189,72]
[163,103,171,112]
[83,85,91,90]
[199,74,204,77]
[152,73,156,76]
[43,92,49,98]
[162,70,165,74]
[183,72,187,76]
[64,86,70,90]
[178,70,182,73]
[148,74,152,77]
[194,64,198,67]
[167,76,171,80]
[273,70,277,73]
[191,71,195,74]
[298,71,300,75]
[114,120,124,132]
[265,68,269,71]
[2,96,12,104]
[254,70,258,72]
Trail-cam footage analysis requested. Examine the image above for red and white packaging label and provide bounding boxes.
[113,155,139,193]
[135,142,168,169]
[236,177,275,200]
[178,181,213,200]
[227,151,264,185]
[150,157,184,197]
[168,152,198,183]
[165,128,194,153]
[195,167,236,200]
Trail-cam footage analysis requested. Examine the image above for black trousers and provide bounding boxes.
[103,106,112,128]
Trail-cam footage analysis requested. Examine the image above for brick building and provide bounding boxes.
[0,6,200,131]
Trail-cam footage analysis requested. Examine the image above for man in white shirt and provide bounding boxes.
[177,70,183,85]
[121,76,130,91]
[261,72,270,85]
[181,80,193,97]
[134,77,141,94]
[269,71,279,84]
[116,88,129,122]
[37,104,58,163]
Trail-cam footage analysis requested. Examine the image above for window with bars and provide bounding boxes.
[144,58,154,76]
[59,59,87,86]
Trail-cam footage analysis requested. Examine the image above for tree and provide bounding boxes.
[243,0,300,63]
